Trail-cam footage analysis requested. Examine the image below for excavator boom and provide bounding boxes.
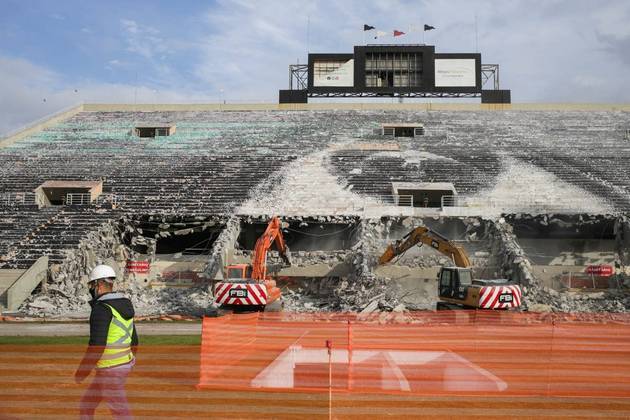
[378,226,471,267]
[251,217,291,280]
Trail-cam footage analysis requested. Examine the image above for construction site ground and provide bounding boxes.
[2,338,630,418]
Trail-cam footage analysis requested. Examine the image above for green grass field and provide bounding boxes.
[0,335,201,345]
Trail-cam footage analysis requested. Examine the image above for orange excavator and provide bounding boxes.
[379,226,522,310]
[214,217,291,310]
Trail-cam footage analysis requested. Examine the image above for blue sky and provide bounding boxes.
[1,0,630,133]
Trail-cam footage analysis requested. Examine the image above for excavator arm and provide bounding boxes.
[251,216,291,280]
[378,226,471,268]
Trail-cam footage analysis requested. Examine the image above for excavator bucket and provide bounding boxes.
[378,245,397,265]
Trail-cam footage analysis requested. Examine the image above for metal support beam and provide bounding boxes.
[289,64,308,90]
[481,64,500,90]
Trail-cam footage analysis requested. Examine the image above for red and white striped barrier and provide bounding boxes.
[214,282,268,306]
[479,285,522,309]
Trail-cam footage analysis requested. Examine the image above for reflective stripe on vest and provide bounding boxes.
[96,303,135,369]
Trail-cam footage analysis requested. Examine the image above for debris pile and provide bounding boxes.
[13,212,630,318]
[23,281,215,318]
[494,215,630,313]
[19,220,124,316]
[246,249,351,268]
[282,220,404,313]
[18,217,218,318]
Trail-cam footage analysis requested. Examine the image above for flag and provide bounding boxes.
[363,24,375,31]
[424,24,435,31]
[393,30,405,37]
[374,30,388,39]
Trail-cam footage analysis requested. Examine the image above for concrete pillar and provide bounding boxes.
[615,215,630,268]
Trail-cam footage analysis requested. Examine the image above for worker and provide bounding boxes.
[75,264,138,419]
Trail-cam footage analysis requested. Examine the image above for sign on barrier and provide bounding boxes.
[126,260,150,273]
[585,265,614,277]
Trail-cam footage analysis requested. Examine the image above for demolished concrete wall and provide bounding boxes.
[487,218,535,287]
[204,216,240,281]
[504,214,630,312]
[283,218,404,313]
[20,220,125,316]
[19,216,220,318]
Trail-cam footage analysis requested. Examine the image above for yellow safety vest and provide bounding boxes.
[96,303,135,369]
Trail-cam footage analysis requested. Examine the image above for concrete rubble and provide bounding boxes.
[11,211,629,318]
[499,214,630,313]
[18,218,216,317]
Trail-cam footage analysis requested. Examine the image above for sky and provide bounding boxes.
[1,0,630,134]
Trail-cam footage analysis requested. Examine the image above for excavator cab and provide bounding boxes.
[225,264,253,280]
[438,267,472,301]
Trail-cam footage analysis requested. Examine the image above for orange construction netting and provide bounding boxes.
[199,311,630,398]
[2,311,630,418]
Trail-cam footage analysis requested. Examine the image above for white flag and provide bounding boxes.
[374,30,388,39]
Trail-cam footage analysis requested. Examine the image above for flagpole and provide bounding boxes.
[306,15,310,52]
[475,13,479,52]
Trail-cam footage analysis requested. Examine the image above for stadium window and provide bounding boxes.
[134,125,176,138]
[363,52,422,88]
[380,123,425,138]
[34,180,103,207]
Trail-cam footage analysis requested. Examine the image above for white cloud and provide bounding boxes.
[0,55,213,136]
[104,59,129,71]
[120,19,139,34]
[120,18,169,60]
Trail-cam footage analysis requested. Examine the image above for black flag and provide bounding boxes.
[363,24,375,31]
[424,24,435,31]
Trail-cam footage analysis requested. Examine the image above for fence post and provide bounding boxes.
[326,339,333,420]
[347,321,353,391]
[546,316,556,397]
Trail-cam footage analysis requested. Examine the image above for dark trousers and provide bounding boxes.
[79,362,133,419]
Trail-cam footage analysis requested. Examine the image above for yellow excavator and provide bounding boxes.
[378,226,522,310]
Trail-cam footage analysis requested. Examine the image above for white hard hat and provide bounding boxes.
[89,264,116,283]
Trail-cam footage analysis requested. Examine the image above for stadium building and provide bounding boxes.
[0,47,629,317]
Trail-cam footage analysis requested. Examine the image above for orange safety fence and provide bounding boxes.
[199,311,630,398]
[2,311,630,418]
